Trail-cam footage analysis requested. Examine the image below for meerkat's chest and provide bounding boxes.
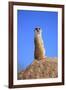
[35,35,43,45]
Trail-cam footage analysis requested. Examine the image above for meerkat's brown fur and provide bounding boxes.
[34,27,45,60]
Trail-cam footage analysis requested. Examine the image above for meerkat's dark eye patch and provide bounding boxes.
[35,27,40,32]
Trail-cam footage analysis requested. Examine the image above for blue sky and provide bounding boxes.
[17,10,58,72]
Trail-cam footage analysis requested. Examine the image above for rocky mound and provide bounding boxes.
[18,58,58,80]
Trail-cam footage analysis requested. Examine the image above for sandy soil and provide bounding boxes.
[18,58,58,80]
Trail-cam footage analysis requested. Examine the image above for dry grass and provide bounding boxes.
[18,57,58,80]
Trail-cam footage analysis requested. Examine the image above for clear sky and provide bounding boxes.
[17,10,58,72]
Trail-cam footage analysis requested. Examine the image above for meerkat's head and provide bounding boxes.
[34,27,42,37]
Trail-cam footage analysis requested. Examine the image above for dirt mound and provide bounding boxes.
[18,58,58,80]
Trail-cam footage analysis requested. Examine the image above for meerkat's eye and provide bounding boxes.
[39,28,40,30]
[35,28,37,30]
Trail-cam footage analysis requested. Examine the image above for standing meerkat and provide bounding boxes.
[34,27,45,60]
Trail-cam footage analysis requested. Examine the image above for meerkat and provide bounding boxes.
[34,27,45,60]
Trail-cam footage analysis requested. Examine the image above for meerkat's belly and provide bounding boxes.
[34,36,45,60]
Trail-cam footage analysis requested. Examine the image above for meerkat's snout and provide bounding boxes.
[34,27,45,60]
[34,27,42,37]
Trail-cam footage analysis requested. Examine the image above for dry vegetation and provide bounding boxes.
[18,57,58,80]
